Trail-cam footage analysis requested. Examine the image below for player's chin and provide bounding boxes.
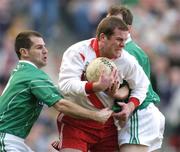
[39,61,47,68]
[42,58,48,64]
[113,51,121,58]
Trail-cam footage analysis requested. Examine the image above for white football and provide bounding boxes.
[86,57,117,82]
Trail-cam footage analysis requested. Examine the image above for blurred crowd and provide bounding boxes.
[0,0,179,151]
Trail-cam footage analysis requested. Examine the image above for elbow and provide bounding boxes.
[53,99,67,112]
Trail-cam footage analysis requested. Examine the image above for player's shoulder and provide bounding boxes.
[113,50,139,71]
[63,38,94,59]
[28,69,53,87]
[16,61,40,75]
[14,62,50,85]
[122,50,138,64]
[22,63,49,80]
[66,39,92,52]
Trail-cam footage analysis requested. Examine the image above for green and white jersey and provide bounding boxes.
[0,61,63,138]
[125,36,160,109]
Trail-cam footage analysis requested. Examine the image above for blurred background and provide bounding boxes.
[0,0,179,151]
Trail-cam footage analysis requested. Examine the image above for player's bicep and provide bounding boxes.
[30,79,62,106]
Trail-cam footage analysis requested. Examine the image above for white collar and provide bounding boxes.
[19,60,38,68]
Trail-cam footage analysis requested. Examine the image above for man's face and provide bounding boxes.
[27,36,48,68]
[101,28,128,59]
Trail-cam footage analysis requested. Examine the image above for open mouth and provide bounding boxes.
[43,56,47,61]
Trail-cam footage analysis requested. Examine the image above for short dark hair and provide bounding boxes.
[96,16,128,40]
[15,30,42,59]
[107,5,133,25]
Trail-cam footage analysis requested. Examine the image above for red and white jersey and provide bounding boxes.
[58,38,150,110]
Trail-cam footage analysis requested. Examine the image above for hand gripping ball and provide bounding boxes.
[86,57,117,82]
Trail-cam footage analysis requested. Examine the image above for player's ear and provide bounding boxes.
[19,48,29,59]
[99,33,106,42]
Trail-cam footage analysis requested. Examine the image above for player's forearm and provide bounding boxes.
[85,81,108,94]
[53,99,103,122]
[126,101,136,113]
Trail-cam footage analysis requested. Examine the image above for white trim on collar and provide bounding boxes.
[19,60,38,68]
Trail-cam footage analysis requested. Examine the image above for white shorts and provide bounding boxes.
[118,103,165,152]
[0,133,34,152]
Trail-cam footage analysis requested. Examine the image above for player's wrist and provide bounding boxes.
[128,97,140,112]
[85,81,107,94]
[127,102,135,113]
[85,82,94,94]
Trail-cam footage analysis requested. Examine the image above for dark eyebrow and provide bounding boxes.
[116,37,124,41]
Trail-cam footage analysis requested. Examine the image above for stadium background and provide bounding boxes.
[0,0,179,151]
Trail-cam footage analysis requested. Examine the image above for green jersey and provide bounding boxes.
[0,61,63,138]
[125,36,160,109]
